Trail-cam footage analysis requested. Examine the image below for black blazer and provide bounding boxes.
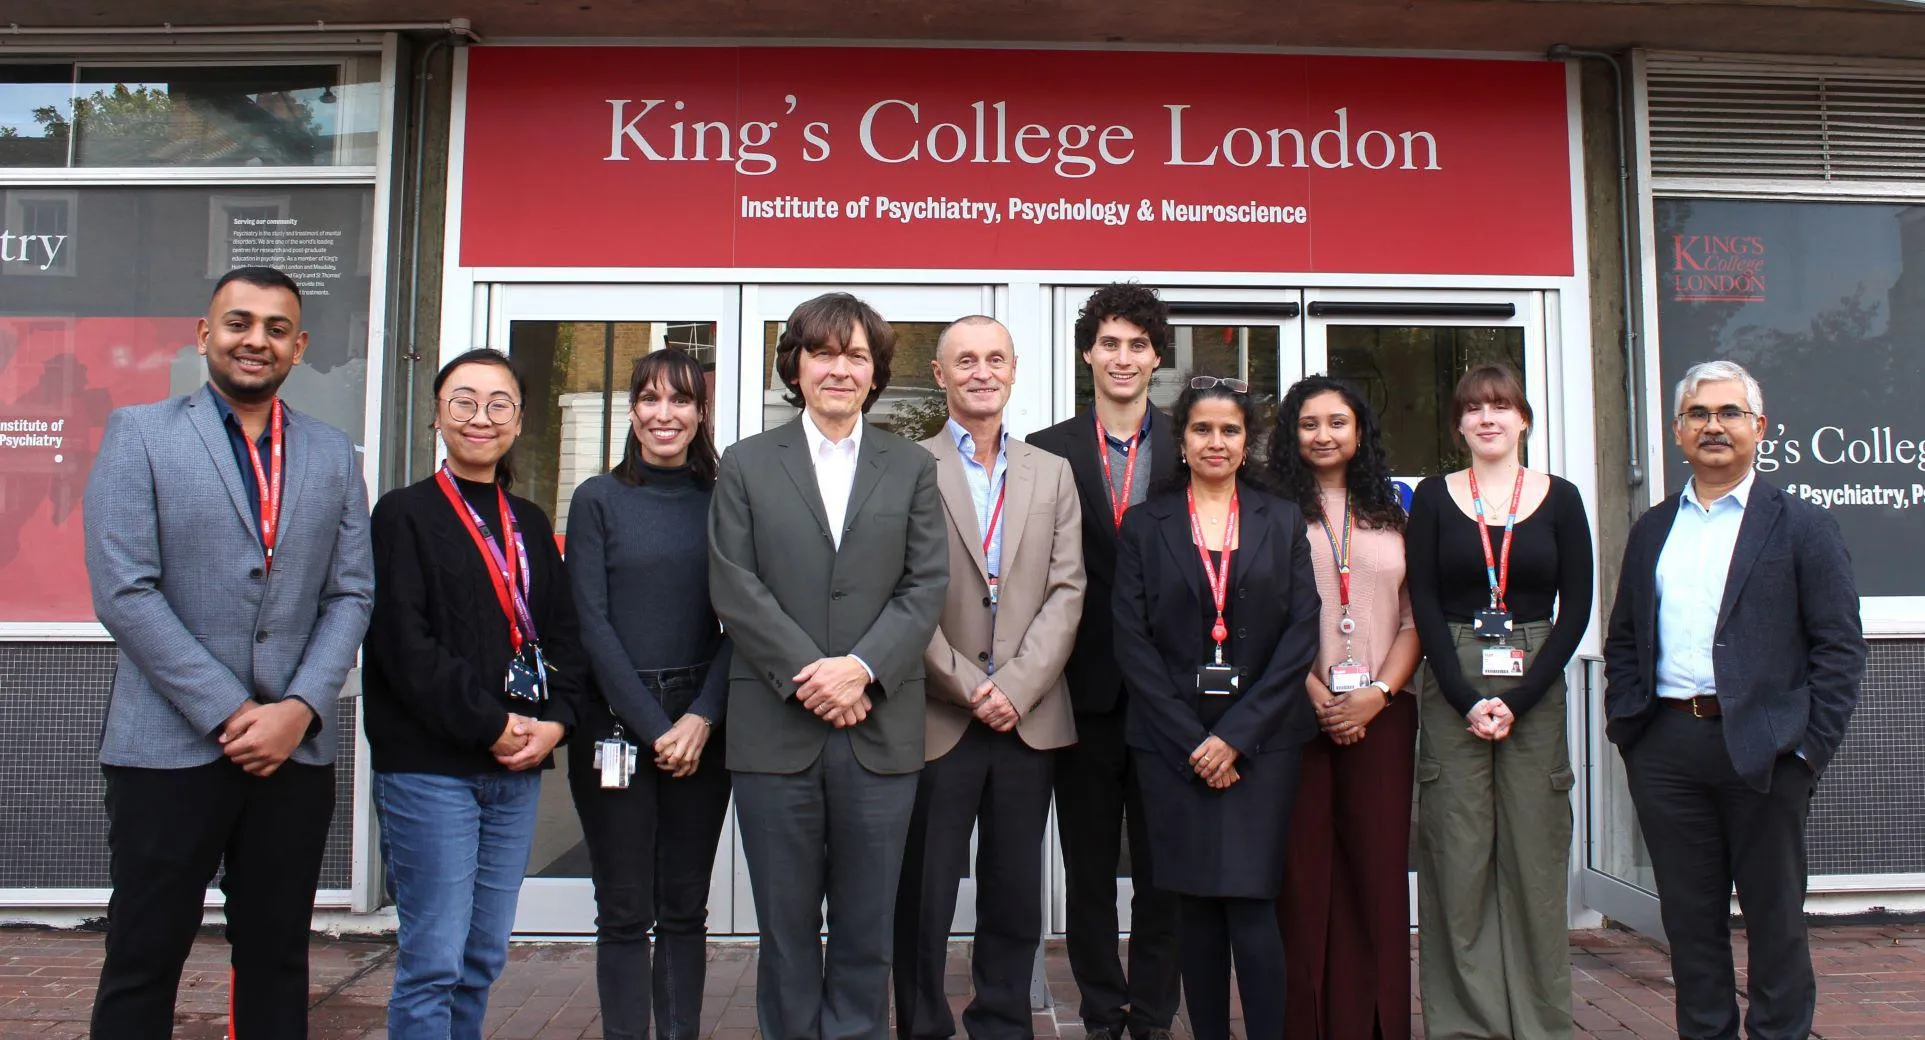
[1603,477,1865,792]
[1111,481,1321,774]
[1028,409,1178,715]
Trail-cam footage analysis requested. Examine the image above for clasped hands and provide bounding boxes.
[1309,677,1390,747]
[1190,735,1241,789]
[489,714,567,770]
[794,656,874,728]
[1465,697,1515,741]
[652,714,711,778]
[219,699,316,777]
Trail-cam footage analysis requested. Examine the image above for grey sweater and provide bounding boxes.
[565,464,730,742]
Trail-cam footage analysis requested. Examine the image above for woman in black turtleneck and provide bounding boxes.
[564,349,732,1040]
[363,348,584,1040]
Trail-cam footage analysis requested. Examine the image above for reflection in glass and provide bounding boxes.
[1325,325,1526,477]
[0,66,73,166]
[761,320,949,439]
[2,60,382,168]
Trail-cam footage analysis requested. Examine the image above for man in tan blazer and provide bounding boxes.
[892,316,1085,1040]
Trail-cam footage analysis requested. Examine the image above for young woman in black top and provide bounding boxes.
[1405,364,1592,1040]
[363,348,583,1040]
[565,350,732,1040]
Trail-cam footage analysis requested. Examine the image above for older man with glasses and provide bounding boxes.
[1603,359,1866,1040]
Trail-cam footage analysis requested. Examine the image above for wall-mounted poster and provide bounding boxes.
[0,185,372,623]
[1655,198,1925,598]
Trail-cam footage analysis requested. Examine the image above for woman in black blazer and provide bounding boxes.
[1112,375,1322,1040]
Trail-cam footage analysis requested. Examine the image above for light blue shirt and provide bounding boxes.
[1654,470,1756,701]
[948,417,1009,672]
[947,418,1010,579]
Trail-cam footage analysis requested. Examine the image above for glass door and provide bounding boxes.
[482,283,742,936]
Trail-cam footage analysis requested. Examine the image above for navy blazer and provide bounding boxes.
[1028,409,1179,715]
[1602,476,1865,792]
[1111,481,1321,774]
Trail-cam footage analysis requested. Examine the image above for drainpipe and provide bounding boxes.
[400,28,467,485]
[1548,44,1645,491]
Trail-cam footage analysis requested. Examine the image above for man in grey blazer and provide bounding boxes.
[709,292,948,1040]
[1605,359,1865,1040]
[893,316,1084,1040]
[83,267,374,1039]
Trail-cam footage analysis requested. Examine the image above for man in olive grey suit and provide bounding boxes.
[709,292,949,1040]
[83,267,373,1039]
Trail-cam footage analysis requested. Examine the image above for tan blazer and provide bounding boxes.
[920,428,1085,759]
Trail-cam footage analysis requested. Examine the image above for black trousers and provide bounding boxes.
[1179,895,1285,1040]
[92,758,335,1040]
[568,698,733,1040]
[1052,707,1181,1037]
[893,723,1055,1040]
[1624,707,1817,1040]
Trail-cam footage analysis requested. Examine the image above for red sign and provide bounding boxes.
[460,48,1575,275]
[0,317,186,622]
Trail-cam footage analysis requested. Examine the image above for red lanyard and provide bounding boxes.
[1186,485,1239,654]
[1466,468,1526,611]
[1094,417,1141,531]
[435,466,539,652]
[982,477,1007,561]
[240,399,285,572]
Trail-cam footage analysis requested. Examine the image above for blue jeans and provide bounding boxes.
[376,770,541,1040]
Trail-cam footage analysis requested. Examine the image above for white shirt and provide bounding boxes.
[800,410,863,551]
[1654,469,1756,700]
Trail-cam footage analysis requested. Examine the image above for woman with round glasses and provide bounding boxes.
[1405,363,1592,1040]
[1111,373,1320,1040]
[565,350,733,1040]
[1266,376,1420,1040]
[363,347,585,1040]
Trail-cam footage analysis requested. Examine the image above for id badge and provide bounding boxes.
[1472,607,1514,641]
[1196,662,1241,696]
[1481,645,1526,677]
[987,576,1000,607]
[1329,660,1372,693]
[594,737,635,789]
[504,644,549,706]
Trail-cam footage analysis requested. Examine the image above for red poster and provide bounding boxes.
[0,318,188,622]
[460,47,1574,275]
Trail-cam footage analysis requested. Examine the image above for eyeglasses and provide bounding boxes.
[444,396,521,425]
[1677,406,1755,429]
[1189,376,1250,393]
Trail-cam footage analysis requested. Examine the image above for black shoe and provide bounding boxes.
[1084,1028,1122,1040]
[1134,1029,1177,1040]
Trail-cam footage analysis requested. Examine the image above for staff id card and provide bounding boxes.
[1329,660,1372,693]
[1481,645,1526,677]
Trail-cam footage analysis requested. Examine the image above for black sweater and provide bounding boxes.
[1406,474,1593,717]
[565,465,730,744]
[364,474,584,774]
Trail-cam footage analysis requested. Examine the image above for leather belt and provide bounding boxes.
[1662,695,1722,718]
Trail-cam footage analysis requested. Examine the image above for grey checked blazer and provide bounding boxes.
[709,417,949,776]
[84,384,374,769]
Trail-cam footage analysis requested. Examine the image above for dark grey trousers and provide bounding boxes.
[1624,706,1816,1040]
[733,731,919,1040]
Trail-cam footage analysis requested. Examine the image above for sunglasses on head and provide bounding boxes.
[1189,376,1250,393]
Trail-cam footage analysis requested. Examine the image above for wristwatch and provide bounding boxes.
[1367,680,1393,699]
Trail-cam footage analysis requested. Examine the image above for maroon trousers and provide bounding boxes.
[1278,693,1418,1040]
